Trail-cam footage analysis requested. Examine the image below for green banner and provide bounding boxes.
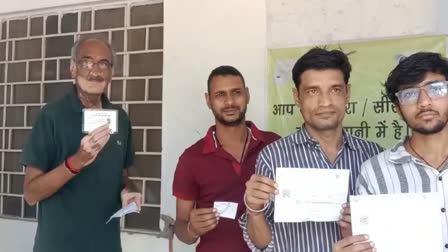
[267,35,447,148]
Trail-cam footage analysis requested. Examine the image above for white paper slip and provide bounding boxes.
[106,202,140,224]
[214,201,238,219]
[274,168,350,223]
[351,193,443,252]
[83,109,118,134]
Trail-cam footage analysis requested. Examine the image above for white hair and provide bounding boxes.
[70,38,116,65]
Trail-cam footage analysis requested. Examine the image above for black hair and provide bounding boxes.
[291,47,352,88]
[207,65,245,93]
[385,52,448,104]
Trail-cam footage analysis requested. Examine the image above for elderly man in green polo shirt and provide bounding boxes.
[21,38,141,252]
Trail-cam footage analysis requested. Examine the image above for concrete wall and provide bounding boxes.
[266,0,440,48]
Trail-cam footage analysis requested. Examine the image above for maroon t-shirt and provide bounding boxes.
[173,121,279,252]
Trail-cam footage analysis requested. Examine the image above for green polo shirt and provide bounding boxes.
[21,85,135,252]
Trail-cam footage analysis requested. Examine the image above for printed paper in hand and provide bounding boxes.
[106,202,139,224]
[350,193,444,252]
[214,201,238,219]
[274,168,350,222]
[83,109,118,134]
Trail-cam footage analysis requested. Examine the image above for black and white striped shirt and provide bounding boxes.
[357,139,448,250]
[239,127,383,252]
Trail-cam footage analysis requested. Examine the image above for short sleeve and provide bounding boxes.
[20,109,56,172]
[172,153,199,201]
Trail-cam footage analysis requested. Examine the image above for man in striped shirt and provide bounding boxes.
[239,48,383,252]
[346,52,448,251]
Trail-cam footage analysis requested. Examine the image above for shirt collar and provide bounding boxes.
[68,85,114,112]
[388,138,413,164]
[202,121,264,154]
[293,124,359,151]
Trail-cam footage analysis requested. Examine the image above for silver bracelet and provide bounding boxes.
[244,192,270,213]
[187,221,199,238]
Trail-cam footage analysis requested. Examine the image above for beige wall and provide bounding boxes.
[267,0,440,48]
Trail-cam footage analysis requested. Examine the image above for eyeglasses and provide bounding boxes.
[395,81,448,105]
[77,58,113,72]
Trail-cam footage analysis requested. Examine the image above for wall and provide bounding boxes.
[436,0,448,35]
[267,0,442,49]
[266,0,443,49]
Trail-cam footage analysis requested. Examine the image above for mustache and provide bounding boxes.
[416,108,439,117]
[222,106,240,110]
[87,75,105,82]
[315,109,335,114]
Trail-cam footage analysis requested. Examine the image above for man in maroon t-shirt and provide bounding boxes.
[173,66,279,252]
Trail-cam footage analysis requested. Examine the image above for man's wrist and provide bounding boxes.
[123,181,137,193]
[246,208,263,217]
[121,187,130,196]
[244,192,269,214]
[65,156,81,174]
[187,221,199,239]
[68,155,84,171]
